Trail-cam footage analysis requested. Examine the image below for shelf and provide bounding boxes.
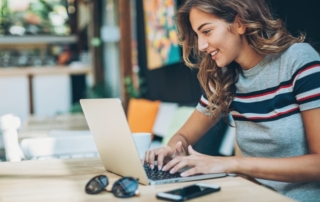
[0,66,91,77]
[0,35,77,45]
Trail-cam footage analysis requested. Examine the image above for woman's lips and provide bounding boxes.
[211,50,218,60]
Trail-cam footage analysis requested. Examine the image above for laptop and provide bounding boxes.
[80,98,226,185]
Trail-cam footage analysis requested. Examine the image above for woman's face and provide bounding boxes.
[189,8,245,68]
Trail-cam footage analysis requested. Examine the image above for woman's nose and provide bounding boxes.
[198,41,209,52]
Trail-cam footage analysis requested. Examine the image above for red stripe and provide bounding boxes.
[236,64,320,99]
[236,84,292,99]
[232,107,299,120]
[297,92,320,102]
[200,99,208,107]
[296,64,319,77]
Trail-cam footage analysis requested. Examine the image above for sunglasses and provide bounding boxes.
[85,175,139,198]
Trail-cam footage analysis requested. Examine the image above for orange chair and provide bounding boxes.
[127,98,160,139]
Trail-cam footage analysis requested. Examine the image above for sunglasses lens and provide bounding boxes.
[85,175,108,194]
[112,177,138,198]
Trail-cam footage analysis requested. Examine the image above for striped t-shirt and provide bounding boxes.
[196,43,320,202]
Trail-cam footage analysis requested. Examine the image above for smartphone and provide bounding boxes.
[156,183,220,201]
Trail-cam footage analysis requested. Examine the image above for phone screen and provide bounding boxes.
[164,184,219,199]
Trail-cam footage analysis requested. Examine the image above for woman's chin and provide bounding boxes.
[215,59,231,68]
[215,61,225,68]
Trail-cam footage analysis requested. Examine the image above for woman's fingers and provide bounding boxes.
[169,159,190,175]
[162,146,203,174]
[144,143,186,169]
[144,149,157,166]
[161,158,176,172]
[144,146,174,169]
[162,156,187,172]
[188,145,200,155]
[157,146,226,177]
[180,167,198,177]
[144,150,149,164]
[174,141,187,156]
[147,150,156,169]
[164,156,200,176]
[156,149,168,171]
[174,141,183,155]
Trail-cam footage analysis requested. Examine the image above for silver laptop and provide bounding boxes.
[80,98,226,185]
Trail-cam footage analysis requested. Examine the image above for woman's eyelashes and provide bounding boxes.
[202,29,211,35]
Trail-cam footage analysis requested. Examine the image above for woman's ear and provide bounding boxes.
[235,15,246,34]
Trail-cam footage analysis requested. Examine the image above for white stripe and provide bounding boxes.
[234,65,320,103]
[296,87,320,101]
[200,95,209,105]
[231,104,299,118]
[234,86,292,103]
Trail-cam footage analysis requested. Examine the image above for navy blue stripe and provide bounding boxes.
[232,71,320,114]
[236,61,320,97]
[293,72,320,95]
[291,61,320,82]
[231,92,296,114]
[232,108,300,123]
[202,93,208,100]
[201,61,320,114]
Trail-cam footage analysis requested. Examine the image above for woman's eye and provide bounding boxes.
[203,30,211,34]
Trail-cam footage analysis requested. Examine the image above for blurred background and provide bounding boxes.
[0,0,319,162]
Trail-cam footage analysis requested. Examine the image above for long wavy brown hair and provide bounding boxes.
[176,0,305,120]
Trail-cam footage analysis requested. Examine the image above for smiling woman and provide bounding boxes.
[176,0,304,119]
[143,0,320,201]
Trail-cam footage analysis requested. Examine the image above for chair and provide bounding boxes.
[152,102,179,137]
[127,98,161,139]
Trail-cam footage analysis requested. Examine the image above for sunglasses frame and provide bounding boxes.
[85,175,139,198]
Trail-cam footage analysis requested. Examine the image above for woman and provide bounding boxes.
[144,0,320,201]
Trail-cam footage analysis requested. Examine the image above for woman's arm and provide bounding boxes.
[234,107,320,182]
[166,108,320,182]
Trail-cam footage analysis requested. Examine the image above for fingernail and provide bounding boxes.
[180,172,186,177]
[162,166,166,171]
[170,168,175,174]
[151,165,154,169]
[158,165,162,171]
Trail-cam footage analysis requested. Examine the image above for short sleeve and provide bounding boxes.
[292,61,320,111]
[287,44,320,111]
[196,94,212,116]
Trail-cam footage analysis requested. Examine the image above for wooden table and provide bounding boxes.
[0,158,292,202]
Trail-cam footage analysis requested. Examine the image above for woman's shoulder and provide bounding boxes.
[284,43,318,55]
[281,43,320,74]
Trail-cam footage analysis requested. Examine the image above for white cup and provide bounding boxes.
[132,132,152,159]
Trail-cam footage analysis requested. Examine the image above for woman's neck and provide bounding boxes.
[236,40,265,70]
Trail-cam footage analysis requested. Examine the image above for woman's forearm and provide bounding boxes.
[167,110,220,155]
[167,133,189,155]
[232,154,320,182]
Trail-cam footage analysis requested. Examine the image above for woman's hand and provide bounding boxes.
[143,141,186,170]
[162,145,238,177]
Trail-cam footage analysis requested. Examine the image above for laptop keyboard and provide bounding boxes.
[143,163,181,181]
